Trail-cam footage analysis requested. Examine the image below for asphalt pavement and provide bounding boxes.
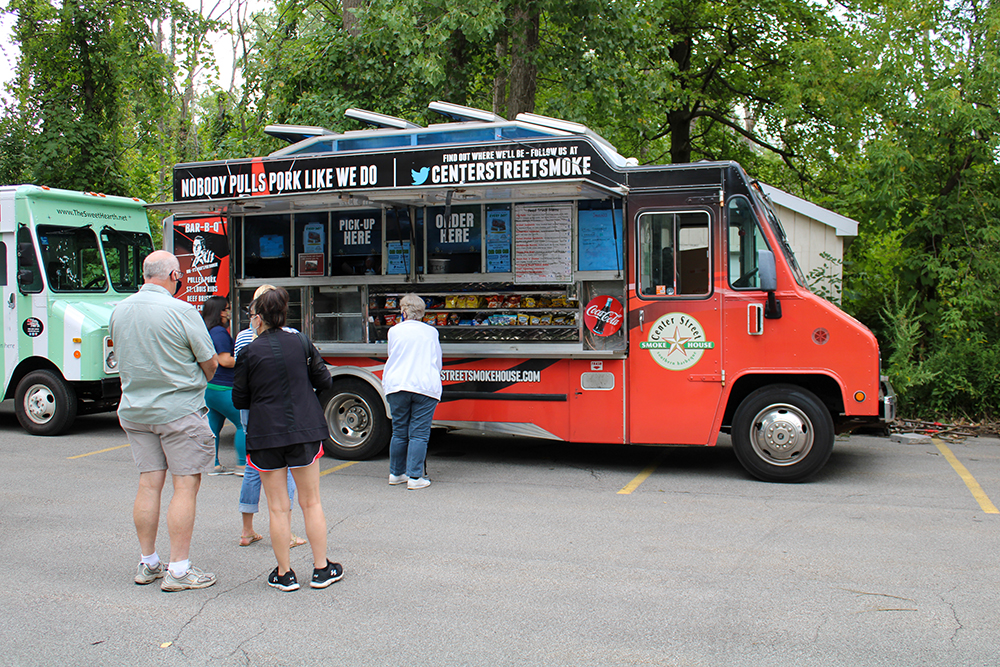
[1,403,998,667]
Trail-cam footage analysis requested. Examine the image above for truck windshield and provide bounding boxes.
[36,225,108,292]
[749,183,808,288]
[101,227,153,292]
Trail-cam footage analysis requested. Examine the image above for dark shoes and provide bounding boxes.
[311,560,344,589]
[267,561,343,591]
[268,567,300,592]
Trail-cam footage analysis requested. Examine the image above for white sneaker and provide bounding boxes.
[407,477,431,490]
[389,474,408,485]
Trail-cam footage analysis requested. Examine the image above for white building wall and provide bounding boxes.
[775,202,843,279]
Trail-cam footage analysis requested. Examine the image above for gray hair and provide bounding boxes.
[400,293,426,321]
[143,250,179,280]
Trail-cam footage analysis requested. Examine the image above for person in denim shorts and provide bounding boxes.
[110,250,220,592]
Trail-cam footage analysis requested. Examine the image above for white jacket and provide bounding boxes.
[382,319,443,400]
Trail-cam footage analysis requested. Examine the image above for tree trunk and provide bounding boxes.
[493,29,508,116]
[342,0,364,37]
[668,108,692,164]
[506,3,539,118]
[667,35,693,164]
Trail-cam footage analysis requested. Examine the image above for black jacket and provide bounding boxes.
[232,329,332,451]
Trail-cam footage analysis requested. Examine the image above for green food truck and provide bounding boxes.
[1,185,153,435]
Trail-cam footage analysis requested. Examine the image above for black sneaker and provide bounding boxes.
[267,567,300,592]
[311,560,344,589]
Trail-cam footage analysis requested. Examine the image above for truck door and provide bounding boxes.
[626,196,724,445]
[1,234,8,377]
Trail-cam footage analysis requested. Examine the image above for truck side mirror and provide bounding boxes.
[757,249,782,319]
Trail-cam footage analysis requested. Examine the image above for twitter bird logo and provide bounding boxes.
[411,167,430,185]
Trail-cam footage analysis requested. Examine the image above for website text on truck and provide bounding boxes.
[154,101,895,482]
[1,185,153,435]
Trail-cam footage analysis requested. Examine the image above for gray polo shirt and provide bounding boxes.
[109,284,217,424]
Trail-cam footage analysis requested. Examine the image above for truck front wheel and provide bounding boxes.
[15,370,78,436]
[320,379,391,460]
[731,384,834,483]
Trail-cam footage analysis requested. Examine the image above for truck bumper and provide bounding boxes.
[879,375,897,424]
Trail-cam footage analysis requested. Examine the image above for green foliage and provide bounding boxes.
[835,0,1000,419]
[805,252,842,305]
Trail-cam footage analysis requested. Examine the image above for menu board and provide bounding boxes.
[387,240,410,275]
[514,203,573,283]
[486,207,511,273]
[578,208,623,271]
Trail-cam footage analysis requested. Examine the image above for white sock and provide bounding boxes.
[169,559,190,577]
[141,552,160,568]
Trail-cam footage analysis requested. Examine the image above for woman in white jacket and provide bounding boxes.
[382,294,443,490]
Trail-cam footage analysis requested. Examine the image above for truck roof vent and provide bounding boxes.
[345,108,421,130]
[429,101,505,123]
[264,124,335,144]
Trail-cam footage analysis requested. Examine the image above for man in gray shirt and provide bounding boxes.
[109,250,219,592]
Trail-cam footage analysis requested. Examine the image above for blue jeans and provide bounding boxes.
[239,408,295,513]
[388,391,438,479]
[205,386,246,466]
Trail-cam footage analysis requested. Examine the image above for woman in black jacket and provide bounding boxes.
[232,287,342,592]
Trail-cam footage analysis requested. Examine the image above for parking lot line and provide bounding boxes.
[320,461,361,477]
[617,453,662,495]
[934,439,999,514]
[67,443,131,459]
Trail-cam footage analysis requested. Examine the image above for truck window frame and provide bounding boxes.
[16,226,44,294]
[36,224,108,293]
[726,195,773,291]
[636,209,712,299]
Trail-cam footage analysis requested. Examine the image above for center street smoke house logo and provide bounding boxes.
[640,312,715,371]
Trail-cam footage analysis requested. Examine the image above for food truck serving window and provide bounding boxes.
[638,210,711,297]
[242,214,291,279]
[428,204,481,274]
[331,210,381,276]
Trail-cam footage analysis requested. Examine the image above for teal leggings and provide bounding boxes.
[205,385,246,466]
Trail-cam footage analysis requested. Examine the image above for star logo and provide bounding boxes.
[663,326,692,357]
[644,313,714,371]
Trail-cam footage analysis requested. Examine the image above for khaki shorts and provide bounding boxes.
[120,409,215,475]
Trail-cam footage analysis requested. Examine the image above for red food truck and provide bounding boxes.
[157,101,895,482]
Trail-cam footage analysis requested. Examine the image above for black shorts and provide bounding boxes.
[247,442,323,472]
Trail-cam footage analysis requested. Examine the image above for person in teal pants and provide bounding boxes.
[201,296,246,475]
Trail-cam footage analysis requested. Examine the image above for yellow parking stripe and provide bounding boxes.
[617,454,662,495]
[934,440,999,514]
[68,443,131,459]
[320,461,361,476]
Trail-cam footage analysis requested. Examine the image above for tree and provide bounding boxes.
[839,0,1000,417]
[2,0,222,198]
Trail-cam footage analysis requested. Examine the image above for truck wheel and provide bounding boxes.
[15,370,78,436]
[731,384,834,483]
[320,379,390,460]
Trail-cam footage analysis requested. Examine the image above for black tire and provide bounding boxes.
[320,379,391,460]
[15,370,78,436]
[731,384,834,483]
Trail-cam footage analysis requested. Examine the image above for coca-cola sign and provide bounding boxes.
[584,295,624,337]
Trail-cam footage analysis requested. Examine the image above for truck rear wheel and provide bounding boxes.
[15,370,78,436]
[731,384,834,483]
[320,379,390,460]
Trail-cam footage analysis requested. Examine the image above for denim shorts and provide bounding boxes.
[247,442,323,471]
